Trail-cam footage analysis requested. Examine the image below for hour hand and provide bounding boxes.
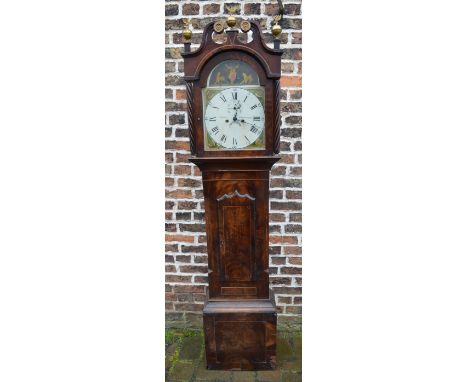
[239,118,254,125]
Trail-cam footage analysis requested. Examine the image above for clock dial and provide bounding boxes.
[204,87,265,150]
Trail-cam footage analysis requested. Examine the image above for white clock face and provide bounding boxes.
[203,87,265,150]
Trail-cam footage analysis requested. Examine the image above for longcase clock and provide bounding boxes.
[182,16,283,371]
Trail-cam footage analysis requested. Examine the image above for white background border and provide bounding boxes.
[1,1,467,381]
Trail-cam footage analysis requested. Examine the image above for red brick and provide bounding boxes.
[269,235,298,244]
[165,234,195,243]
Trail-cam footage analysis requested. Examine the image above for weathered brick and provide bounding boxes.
[289,213,302,222]
[165,264,176,273]
[165,75,184,86]
[166,140,190,151]
[165,61,176,73]
[166,275,192,283]
[284,4,302,16]
[165,4,179,16]
[174,285,206,294]
[182,3,200,15]
[270,213,286,222]
[244,3,261,15]
[203,3,220,15]
[285,115,302,125]
[194,275,208,283]
[289,166,302,176]
[176,212,191,220]
[289,90,302,100]
[271,178,301,188]
[282,128,301,138]
[281,18,302,30]
[271,256,286,265]
[269,246,282,255]
[281,62,295,73]
[271,277,292,286]
[282,48,302,61]
[270,235,298,244]
[281,76,302,88]
[270,190,283,199]
[180,223,205,232]
[288,257,302,265]
[181,245,207,254]
[280,267,302,275]
[175,255,191,263]
[178,201,197,210]
[272,286,301,295]
[178,178,201,188]
[271,201,302,211]
[278,296,292,304]
[286,190,301,199]
[281,101,302,113]
[173,127,187,138]
[174,165,192,175]
[180,265,208,273]
[167,113,185,127]
[165,189,192,198]
[165,101,187,112]
[292,32,302,44]
[284,246,301,255]
[165,18,185,31]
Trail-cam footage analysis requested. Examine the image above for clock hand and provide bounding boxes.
[239,118,256,125]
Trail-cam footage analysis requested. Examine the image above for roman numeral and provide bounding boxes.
[244,136,250,143]
[232,138,237,146]
[250,126,258,134]
[243,95,248,102]
[232,92,237,100]
[220,94,226,102]
[250,104,258,110]
[221,135,226,143]
[211,126,219,135]
[208,117,216,121]
[253,116,261,121]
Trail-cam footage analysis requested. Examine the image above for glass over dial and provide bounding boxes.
[204,87,265,150]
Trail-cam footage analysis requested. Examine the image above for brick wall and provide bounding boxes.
[165,1,302,329]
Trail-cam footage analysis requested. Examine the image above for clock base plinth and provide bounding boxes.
[203,298,277,370]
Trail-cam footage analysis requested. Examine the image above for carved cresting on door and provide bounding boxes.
[182,14,283,370]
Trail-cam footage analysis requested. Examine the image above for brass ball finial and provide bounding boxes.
[272,15,282,38]
[182,19,192,41]
[225,5,239,28]
[226,15,237,28]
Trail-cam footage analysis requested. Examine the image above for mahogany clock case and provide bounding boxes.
[182,21,283,370]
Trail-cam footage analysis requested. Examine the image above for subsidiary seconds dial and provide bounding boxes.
[204,87,265,149]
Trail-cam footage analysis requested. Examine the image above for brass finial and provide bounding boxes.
[272,15,282,38]
[182,18,192,40]
[225,5,239,28]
